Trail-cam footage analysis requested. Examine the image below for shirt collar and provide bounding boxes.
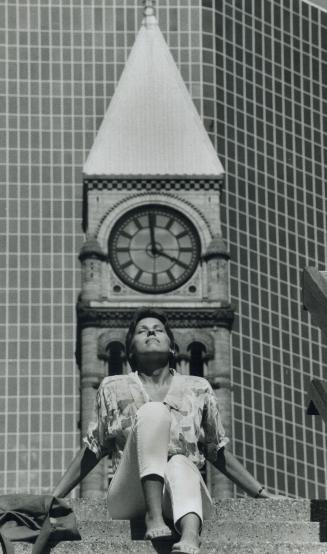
[163,371,184,411]
[127,372,148,409]
[127,369,183,412]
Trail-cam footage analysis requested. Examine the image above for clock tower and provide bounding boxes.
[77,2,234,499]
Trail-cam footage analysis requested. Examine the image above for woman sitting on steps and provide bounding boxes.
[53,307,281,554]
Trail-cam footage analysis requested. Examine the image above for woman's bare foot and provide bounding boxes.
[144,512,172,539]
[174,512,201,550]
[142,476,172,539]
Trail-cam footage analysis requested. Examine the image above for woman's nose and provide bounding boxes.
[147,329,156,336]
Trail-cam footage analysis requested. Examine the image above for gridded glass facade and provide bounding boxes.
[0,0,204,495]
[201,0,327,497]
[1,0,326,498]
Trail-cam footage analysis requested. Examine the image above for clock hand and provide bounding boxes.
[156,250,184,265]
[148,213,156,255]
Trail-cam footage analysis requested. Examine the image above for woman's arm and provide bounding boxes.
[52,446,101,498]
[212,448,276,498]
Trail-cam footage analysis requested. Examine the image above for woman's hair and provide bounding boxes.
[125,307,175,371]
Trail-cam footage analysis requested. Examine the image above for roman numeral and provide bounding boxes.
[149,213,156,226]
[121,260,133,269]
[135,269,143,282]
[175,259,188,269]
[176,230,188,240]
[120,230,132,239]
[152,273,157,287]
[165,218,174,230]
[179,247,193,252]
[134,218,142,229]
[167,269,174,281]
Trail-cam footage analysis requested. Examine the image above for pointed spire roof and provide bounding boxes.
[83,2,224,178]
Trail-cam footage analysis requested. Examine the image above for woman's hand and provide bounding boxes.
[257,488,286,499]
[213,449,288,499]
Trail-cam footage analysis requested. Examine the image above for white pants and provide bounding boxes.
[107,402,213,529]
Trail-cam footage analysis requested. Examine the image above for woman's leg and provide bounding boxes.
[108,402,171,535]
[163,454,213,550]
[136,402,171,536]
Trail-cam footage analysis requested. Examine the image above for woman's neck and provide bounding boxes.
[137,364,172,386]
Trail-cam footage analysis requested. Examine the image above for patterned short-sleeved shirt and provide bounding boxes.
[84,369,229,472]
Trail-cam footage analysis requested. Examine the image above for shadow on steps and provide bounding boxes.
[311,500,327,542]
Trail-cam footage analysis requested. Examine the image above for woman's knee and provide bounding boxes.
[137,401,171,423]
[168,454,194,467]
[166,454,199,479]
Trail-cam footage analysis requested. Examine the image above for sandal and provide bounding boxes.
[144,525,173,541]
[171,542,200,554]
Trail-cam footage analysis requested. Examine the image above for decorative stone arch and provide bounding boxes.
[173,330,214,360]
[97,329,126,361]
[95,192,213,255]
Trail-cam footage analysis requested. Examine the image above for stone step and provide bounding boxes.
[10,499,327,554]
[66,498,326,523]
[13,539,327,554]
[73,519,320,544]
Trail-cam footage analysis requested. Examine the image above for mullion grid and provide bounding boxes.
[1,0,204,495]
[196,0,203,120]
[36,0,44,491]
[214,0,327,498]
[26,0,33,493]
[304,0,320,498]
[14,0,21,494]
[276,0,294,499]
[261,0,279,496]
[3,0,10,494]
[295,0,311,499]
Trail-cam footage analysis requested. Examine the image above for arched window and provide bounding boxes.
[107,341,125,376]
[188,342,206,377]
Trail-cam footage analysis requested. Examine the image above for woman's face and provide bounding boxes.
[130,317,171,360]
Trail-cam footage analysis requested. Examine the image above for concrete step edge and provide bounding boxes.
[14,539,327,554]
[67,498,327,522]
[75,519,321,543]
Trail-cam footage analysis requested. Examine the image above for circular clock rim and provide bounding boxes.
[108,204,201,294]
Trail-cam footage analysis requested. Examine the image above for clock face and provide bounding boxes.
[108,205,201,293]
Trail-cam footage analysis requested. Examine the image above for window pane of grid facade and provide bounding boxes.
[1,0,326,498]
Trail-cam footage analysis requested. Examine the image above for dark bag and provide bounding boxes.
[0,495,81,553]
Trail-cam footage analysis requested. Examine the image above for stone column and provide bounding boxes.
[80,327,105,498]
[177,355,190,375]
[79,237,106,302]
[203,236,233,498]
[206,328,233,499]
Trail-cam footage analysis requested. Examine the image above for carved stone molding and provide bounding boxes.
[77,303,235,331]
[83,181,223,233]
[95,191,213,247]
[84,177,223,192]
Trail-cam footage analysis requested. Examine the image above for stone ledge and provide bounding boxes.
[65,498,316,522]
[73,519,320,544]
[14,539,327,554]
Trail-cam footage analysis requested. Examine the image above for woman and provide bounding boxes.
[53,307,279,554]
